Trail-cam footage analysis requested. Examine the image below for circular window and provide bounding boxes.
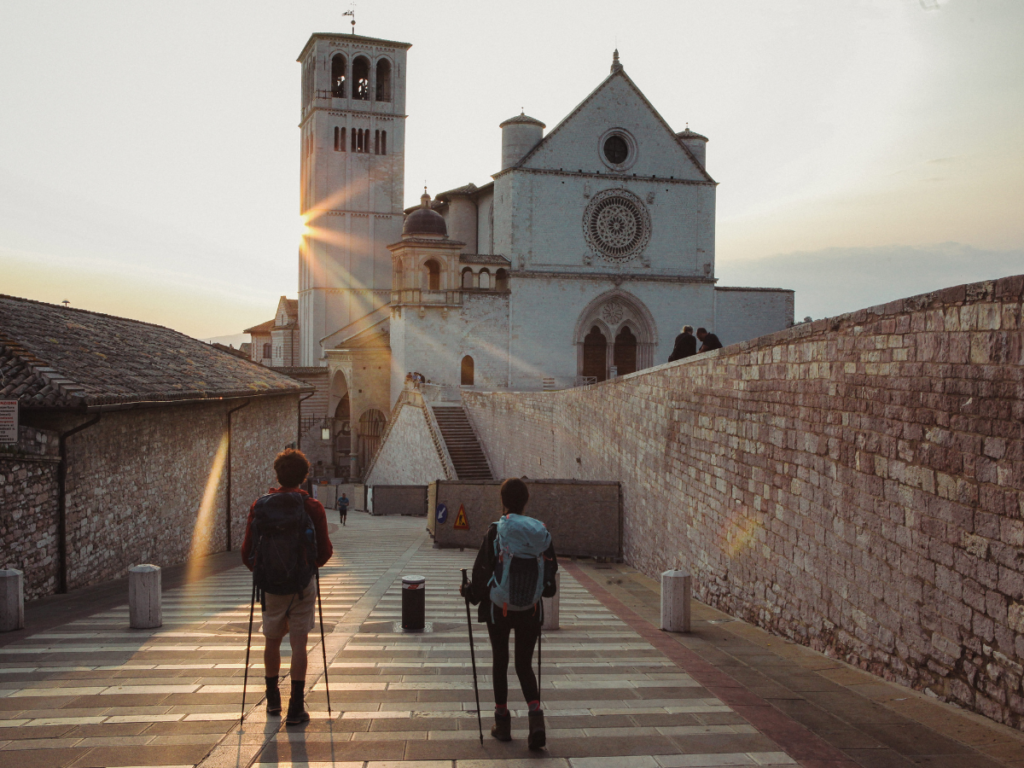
[603,135,628,164]
[598,128,637,170]
[583,189,651,263]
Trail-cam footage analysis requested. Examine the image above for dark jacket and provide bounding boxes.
[241,487,333,570]
[668,332,697,362]
[698,333,723,352]
[465,517,558,623]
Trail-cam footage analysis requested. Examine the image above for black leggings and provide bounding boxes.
[486,608,541,705]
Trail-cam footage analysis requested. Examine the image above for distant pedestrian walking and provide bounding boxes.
[336,492,349,525]
[241,449,333,725]
[668,325,697,362]
[461,478,558,750]
[696,327,723,353]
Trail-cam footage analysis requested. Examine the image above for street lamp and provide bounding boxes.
[320,418,331,441]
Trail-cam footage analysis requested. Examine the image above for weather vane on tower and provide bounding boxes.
[343,3,356,34]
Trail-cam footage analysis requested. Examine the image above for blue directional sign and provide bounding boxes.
[436,503,449,524]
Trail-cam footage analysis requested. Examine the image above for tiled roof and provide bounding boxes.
[0,294,310,409]
[459,254,512,266]
[244,319,275,334]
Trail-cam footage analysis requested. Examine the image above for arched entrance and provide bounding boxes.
[574,290,657,382]
[582,327,608,382]
[357,409,386,473]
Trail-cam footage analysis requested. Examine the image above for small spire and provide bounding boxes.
[611,49,623,74]
[421,186,430,208]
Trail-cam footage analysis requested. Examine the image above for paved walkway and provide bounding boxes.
[2,513,1022,768]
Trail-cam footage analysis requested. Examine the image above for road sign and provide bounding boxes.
[0,401,17,444]
[436,503,448,524]
[454,504,470,530]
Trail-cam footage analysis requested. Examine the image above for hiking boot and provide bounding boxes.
[265,678,282,716]
[286,680,309,726]
[527,709,546,750]
[490,710,512,741]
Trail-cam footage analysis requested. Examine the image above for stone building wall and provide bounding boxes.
[714,287,795,347]
[0,426,60,600]
[5,395,297,599]
[463,275,1024,731]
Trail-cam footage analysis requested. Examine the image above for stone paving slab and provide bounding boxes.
[3,512,1023,768]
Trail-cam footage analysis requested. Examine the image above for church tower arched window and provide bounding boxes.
[461,267,473,288]
[331,54,347,98]
[375,59,392,102]
[461,355,475,386]
[352,57,370,100]
[424,259,441,290]
[479,269,490,289]
[495,268,508,291]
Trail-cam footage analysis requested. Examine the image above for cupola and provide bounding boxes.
[676,125,709,169]
[402,190,448,238]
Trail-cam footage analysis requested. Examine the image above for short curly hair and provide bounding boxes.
[500,477,530,515]
[274,449,310,488]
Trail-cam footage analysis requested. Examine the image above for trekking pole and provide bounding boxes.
[538,600,543,707]
[241,578,256,725]
[315,568,332,716]
[460,568,484,745]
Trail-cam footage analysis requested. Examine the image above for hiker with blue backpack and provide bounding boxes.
[460,478,558,750]
[241,449,333,725]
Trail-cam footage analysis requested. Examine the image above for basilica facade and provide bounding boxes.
[246,31,793,480]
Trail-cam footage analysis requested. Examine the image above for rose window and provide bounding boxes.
[583,189,651,262]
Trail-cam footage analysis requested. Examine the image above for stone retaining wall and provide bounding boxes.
[464,275,1024,731]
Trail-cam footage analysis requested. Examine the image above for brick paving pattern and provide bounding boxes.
[2,514,1022,767]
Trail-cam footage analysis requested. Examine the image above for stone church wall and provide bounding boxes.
[1,426,61,600]
[5,395,296,600]
[463,274,1024,731]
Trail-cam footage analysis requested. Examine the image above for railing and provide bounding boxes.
[419,383,461,402]
[391,289,463,307]
[575,375,598,387]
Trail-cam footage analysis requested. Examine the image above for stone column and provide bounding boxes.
[542,571,560,630]
[660,570,691,633]
[0,569,25,632]
[129,564,162,629]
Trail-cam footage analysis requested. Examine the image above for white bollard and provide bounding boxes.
[129,564,162,629]
[660,570,691,633]
[542,571,561,631]
[0,569,25,632]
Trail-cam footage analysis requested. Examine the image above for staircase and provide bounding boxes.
[431,406,493,480]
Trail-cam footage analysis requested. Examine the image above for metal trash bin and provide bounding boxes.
[402,575,426,630]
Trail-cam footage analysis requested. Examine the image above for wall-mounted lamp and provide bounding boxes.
[320,418,331,442]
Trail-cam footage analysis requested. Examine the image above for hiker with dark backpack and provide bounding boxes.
[241,449,333,725]
[460,478,558,750]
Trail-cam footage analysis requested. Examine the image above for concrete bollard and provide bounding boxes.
[0,569,25,632]
[542,571,560,630]
[660,570,691,633]
[129,564,162,629]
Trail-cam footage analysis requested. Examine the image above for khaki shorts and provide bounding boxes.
[260,579,316,640]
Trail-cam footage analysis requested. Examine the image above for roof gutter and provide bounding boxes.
[57,415,102,594]
[24,388,313,415]
[225,400,252,551]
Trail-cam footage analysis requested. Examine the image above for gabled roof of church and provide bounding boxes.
[0,294,310,410]
[244,319,275,334]
[502,59,715,184]
[333,317,390,350]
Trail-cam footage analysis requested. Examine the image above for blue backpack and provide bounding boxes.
[488,514,552,617]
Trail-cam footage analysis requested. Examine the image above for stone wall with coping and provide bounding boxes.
[463,275,1024,731]
[365,391,447,487]
[1,426,60,600]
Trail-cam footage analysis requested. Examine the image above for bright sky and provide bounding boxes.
[1,0,1022,340]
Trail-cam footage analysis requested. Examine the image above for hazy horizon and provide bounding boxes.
[2,0,1022,339]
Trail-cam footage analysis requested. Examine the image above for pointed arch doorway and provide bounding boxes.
[574,290,657,383]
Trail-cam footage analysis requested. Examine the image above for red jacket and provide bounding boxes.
[241,487,333,570]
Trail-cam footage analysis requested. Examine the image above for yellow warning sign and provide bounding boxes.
[453,504,470,530]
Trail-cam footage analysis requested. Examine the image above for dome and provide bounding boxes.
[403,191,448,237]
[676,127,708,142]
[499,112,545,129]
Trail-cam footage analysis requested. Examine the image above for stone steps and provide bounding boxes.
[431,406,493,480]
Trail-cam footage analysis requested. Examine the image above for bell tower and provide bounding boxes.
[296,32,411,366]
